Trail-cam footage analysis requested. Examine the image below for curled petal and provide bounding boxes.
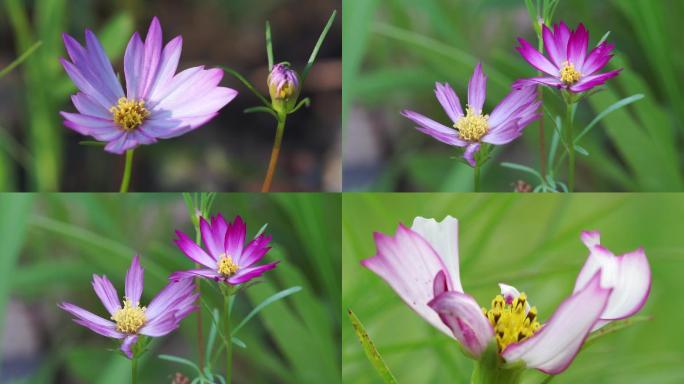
[488,86,537,128]
[169,268,221,282]
[227,261,279,285]
[401,110,467,147]
[582,43,614,75]
[428,291,494,358]
[410,216,463,292]
[463,142,480,167]
[482,119,523,146]
[512,77,563,90]
[120,335,138,359]
[501,272,612,374]
[361,224,454,337]
[146,279,195,319]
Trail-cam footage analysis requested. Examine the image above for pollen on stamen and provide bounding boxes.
[482,293,541,352]
[217,254,240,277]
[560,62,582,85]
[111,298,147,334]
[110,97,150,132]
[454,106,489,142]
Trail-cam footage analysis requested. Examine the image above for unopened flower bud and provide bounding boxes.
[268,63,300,113]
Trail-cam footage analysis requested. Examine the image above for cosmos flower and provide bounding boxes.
[60,17,237,154]
[170,214,279,285]
[58,256,198,358]
[514,22,621,93]
[362,217,650,374]
[402,64,540,167]
[268,62,301,112]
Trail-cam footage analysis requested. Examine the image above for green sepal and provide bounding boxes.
[470,342,525,384]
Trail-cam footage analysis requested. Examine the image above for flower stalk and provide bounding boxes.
[131,355,139,384]
[221,285,236,384]
[119,149,134,192]
[471,343,524,384]
[564,101,576,192]
[262,111,287,192]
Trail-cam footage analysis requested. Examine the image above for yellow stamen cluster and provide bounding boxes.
[454,106,489,142]
[110,97,150,132]
[111,298,147,334]
[276,83,296,99]
[560,62,581,85]
[217,254,240,277]
[482,293,541,352]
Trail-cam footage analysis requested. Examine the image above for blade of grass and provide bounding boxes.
[266,21,274,71]
[347,308,398,384]
[0,40,42,79]
[301,10,337,81]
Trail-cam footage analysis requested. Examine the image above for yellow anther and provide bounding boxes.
[560,62,581,85]
[110,97,150,132]
[111,298,146,334]
[483,292,541,352]
[217,254,240,277]
[454,106,489,142]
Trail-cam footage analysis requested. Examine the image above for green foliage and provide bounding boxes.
[342,194,684,383]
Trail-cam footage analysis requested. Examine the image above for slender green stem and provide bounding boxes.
[474,161,481,192]
[131,357,138,384]
[224,293,233,384]
[193,222,205,369]
[565,103,575,192]
[119,149,134,192]
[0,40,42,79]
[261,113,287,192]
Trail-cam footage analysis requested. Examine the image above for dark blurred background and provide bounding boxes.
[343,0,684,192]
[0,0,341,191]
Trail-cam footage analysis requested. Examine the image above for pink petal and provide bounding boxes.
[567,23,588,68]
[581,43,614,76]
[147,36,183,102]
[227,261,279,285]
[124,32,144,100]
[512,77,563,90]
[488,86,537,128]
[361,224,454,337]
[467,63,487,113]
[169,268,221,282]
[139,311,179,337]
[553,22,572,59]
[428,291,494,358]
[482,119,523,146]
[401,110,467,147]
[501,272,612,374]
[516,39,559,77]
[434,82,463,122]
[239,234,272,268]
[174,230,217,268]
[569,69,622,93]
[125,255,144,305]
[410,216,463,292]
[59,302,117,329]
[200,216,224,260]
[138,17,163,99]
[92,274,121,315]
[225,216,247,260]
[146,279,195,319]
[574,238,651,325]
[542,24,564,68]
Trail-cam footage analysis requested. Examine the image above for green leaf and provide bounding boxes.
[583,316,652,349]
[574,94,645,143]
[348,308,398,384]
[159,354,203,377]
[221,66,271,107]
[0,40,42,79]
[231,286,302,335]
[500,162,544,184]
[302,10,337,81]
[265,21,274,71]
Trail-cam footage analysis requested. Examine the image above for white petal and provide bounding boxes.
[429,291,493,358]
[501,272,612,374]
[580,230,601,247]
[361,224,454,337]
[410,216,463,292]
[498,283,530,312]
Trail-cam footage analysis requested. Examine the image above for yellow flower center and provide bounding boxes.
[110,97,150,132]
[277,83,296,99]
[454,106,489,142]
[217,254,240,277]
[560,62,581,85]
[482,293,541,352]
[111,298,146,334]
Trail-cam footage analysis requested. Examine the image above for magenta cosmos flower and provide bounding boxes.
[514,22,621,93]
[362,217,650,374]
[170,214,279,284]
[402,64,540,167]
[59,256,198,358]
[60,17,237,154]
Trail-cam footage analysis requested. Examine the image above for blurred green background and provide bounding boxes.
[342,0,684,192]
[342,193,684,383]
[0,0,341,192]
[0,193,341,383]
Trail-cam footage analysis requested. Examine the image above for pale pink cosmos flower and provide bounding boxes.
[362,217,650,374]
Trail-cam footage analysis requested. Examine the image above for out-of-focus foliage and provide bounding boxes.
[342,193,684,383]
[0,193,341,384]
[0,0,341,191]
[342,0,684,192]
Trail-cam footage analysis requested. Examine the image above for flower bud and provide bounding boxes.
[268,63,300,113]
